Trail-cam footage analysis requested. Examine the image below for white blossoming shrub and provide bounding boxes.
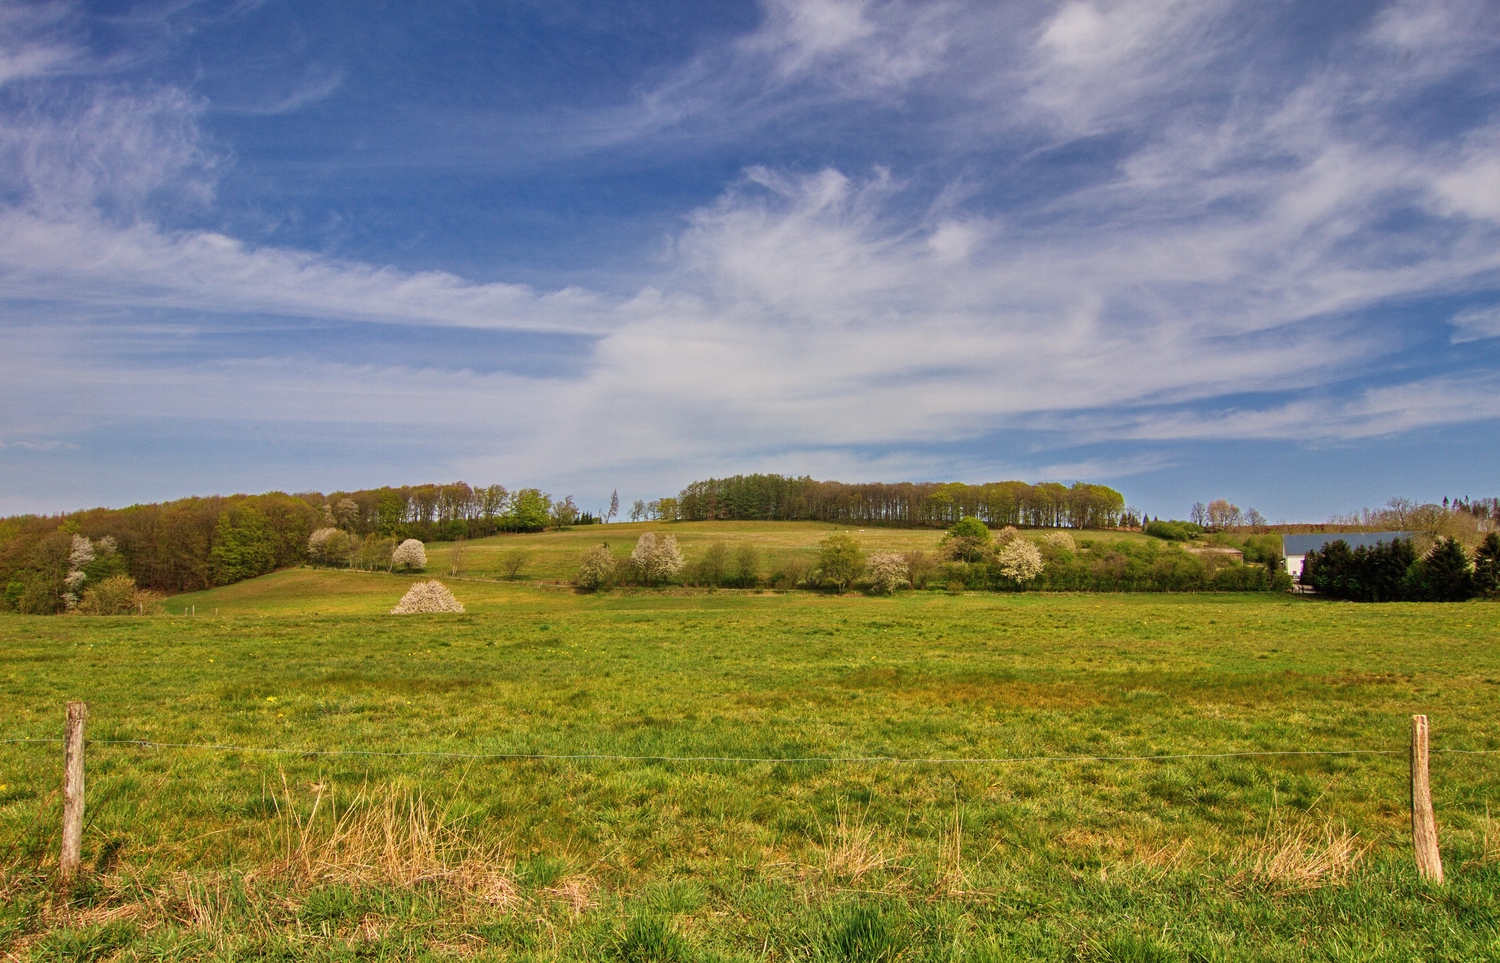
[1041,531,1076,551]
[391,580,464,614]
[308,527,353,565]
[996,540,1045,584]
[308,527,338,562]
[576,544,616,590]
[866,552,910,595]
[630,532,683,584]
[391,538,427,572]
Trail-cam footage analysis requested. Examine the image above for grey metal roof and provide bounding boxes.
[1282,532,1415,555]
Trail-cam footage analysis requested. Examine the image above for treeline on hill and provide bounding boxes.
[1303,534,1500,602]
[0,483,585,612]
[663,475,1129,528]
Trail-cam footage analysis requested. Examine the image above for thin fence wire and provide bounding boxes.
[3,735,1498,765]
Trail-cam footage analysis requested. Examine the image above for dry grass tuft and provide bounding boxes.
[267,780,515,904]
[934,810,971,898]
[1463,810,1500,869]
[175,873,235,930]
[1241,813,1367,891]
[1129,838,1195,877]
[816,807,900,887]
[545,875,599,915]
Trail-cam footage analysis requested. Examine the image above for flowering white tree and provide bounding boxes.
[866,552,909,595]
[1041,531,1076,551]
[630,532,683,585]
[61,534,96,609]
[68,534,95,571]
[996,540,1045,584]
[308,527,339,563]
[629,531,656,570]
[391,538,427,572]
[391,580,464,613]
[576,544,615,590]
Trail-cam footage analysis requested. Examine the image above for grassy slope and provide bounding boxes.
[1,568,1498,960]
[404,520,1153,585]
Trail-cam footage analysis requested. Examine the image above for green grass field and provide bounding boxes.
[435,520,962,581]
[2,550,1499,960]
[374,520,1157,588]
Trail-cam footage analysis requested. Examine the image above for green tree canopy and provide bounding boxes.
[816,534,865,593]
[947,517,990,541]
[209,508,278,585]
[507,489,553,532]
[1405,538,1476,602]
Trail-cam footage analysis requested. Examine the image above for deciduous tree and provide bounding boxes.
[866,552,909,595]
[815,534,865,593]
[733,543,761,588]
[576,544,615,590]
[391,538,427,572]
[630,532,683,585]
[996,540,1044,584]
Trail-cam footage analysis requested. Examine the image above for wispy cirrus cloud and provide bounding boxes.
[1070,372,1500,444]
[1,0,1498,513]
[1451,304,1500,343]
[0,1,76,86]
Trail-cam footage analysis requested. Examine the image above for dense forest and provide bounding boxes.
[668,475,1129,528]
[0,483,572,610]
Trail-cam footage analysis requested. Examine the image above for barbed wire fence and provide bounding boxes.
[6,705,1494,885]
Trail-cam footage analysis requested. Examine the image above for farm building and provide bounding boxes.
[1281,532,1416,580]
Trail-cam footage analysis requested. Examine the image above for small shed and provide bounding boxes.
[1281,532,1416,580]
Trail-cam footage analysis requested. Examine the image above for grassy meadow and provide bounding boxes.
[390,521,1164,588]
[426,521,968,586]
[1,536,1499,960]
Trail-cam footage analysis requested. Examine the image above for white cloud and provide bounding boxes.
[1451,304,1500,343]
[0,1,75,86]
[1092,374,1500,443]
[1023,0,1232,133]
[224,68,344,115]
[1369,0,1500,76]
[1430,148,1500,224]
[0,87,216,218]
[746,0,952,90]
[3,0,1500,502]
[0,212,611,333]
[0,438,74,451]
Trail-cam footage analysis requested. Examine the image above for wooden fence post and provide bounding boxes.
[60,701,88,883]
[1411,714,1443,884]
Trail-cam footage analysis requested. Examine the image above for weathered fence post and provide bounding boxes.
[60,701,88,883]
[1410,714,1443,884]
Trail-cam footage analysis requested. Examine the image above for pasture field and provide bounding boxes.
[2,573,1499,961]
[397,521,1158,586]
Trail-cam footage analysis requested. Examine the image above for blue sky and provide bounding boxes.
[2,0,1498,521]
